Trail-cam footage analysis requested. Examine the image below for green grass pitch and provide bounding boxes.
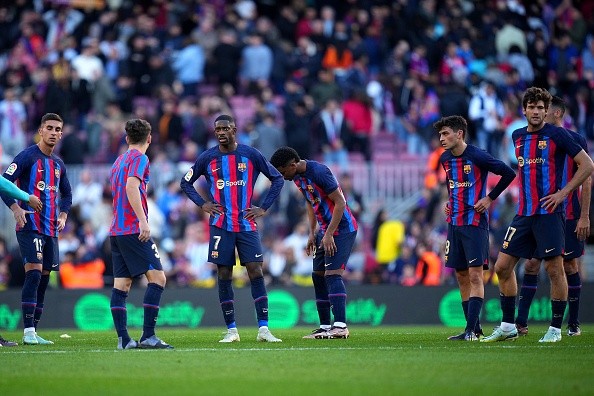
[1,325,593,396]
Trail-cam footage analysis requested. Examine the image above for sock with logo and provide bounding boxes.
[312,272,331,327]
[218,279,236,328]
[250,276,269,327]
[326,274,347,325]
[22,270,41,329]
[34,274,50,329]
[500,294,516,326]
[110,288,130,344]
[551,299,567,329]
[141,283,163,341]
[515,274,537,327]
[567,272,581,326]
[466,297,483,333]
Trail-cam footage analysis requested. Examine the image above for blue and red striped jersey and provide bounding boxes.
[441,145,516,228]
[513,123,583,216]
[562,131,588,220]
[292,161,358,235]
[109,149,150,236]
[1,145,72,237]
[180,144,284,232]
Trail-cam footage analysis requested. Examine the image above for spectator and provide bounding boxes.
[312,98,349,169]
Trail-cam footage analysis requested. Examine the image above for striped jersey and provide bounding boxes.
[513,123,582,216]
[1,144,72,237]
[180,144,284,232]
[441,144,515,229]
[562,130,588,220]
[109,149,149,236]
[292,160,358,235]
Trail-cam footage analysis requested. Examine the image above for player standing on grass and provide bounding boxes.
[109,119,173,349]
[1,113,72,346]
[437,116,516,341]
[0,173,42,346]
[482,87,594,343]
[515,96,590,337]
[180,114,284,343]
[270,146,358,339]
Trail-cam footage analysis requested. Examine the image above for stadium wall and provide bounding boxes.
[0,285,592,330]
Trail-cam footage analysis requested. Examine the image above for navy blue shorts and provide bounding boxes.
[208,226,263,266]
[563,219,584,260]
[500,213,565,259]
[110,235,163,278]
[313,230,357,272]
[16,231,59,271]
[445,224,489,270]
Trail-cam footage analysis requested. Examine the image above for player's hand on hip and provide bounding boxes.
[244,206,265,220]
[540,191,565,212]
[473,196,492,213]
[12,207,30,228]
[202,201,224,216]
[28,195,42,212]
[443,202,451,216]
[321,233,336,257]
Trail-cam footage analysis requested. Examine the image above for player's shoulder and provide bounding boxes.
[236,144,263,158]
[512,125,528,138]
[568,129,587,147]
[439,149,451,163]
[305,160,331,174]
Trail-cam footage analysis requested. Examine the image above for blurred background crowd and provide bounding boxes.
[0,0,594,290]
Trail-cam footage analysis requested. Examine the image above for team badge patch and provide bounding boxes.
[463,164,471,174]
[184,169,193,182]
[211,251,219,259]
[307,185,314,193]
[55,168,60,178]
[502,241,509,249]
[37,252,43,261]
[5,163,17,175]
[538,140,547,149]
[237,162,247,172]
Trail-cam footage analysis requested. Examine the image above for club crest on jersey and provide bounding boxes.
[538,140,547,149]
[307,185,314,193]
[211,251,219,259]
[37,253,43,261]
[5,163,17,175]
[502,241,509,249]
[54,168,60,178]
[237,162,247,172]
[463,164,471,174]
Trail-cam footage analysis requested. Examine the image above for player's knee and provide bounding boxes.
[524,259,541,275]
[245,263,264,279]
[563,259,579,275]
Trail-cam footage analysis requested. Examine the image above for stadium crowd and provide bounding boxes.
[0,0,594,289]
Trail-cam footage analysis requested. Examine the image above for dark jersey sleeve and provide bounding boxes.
[471,146,516,201]
[180,153,209,207]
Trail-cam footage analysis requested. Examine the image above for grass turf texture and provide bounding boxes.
[1,325,592,396]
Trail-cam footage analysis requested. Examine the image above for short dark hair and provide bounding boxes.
[270,146,300,168]
[433,115,467,139]
[40,113,63,125]
[550,95,566,116]
[125,119,151,144]
[214,114,235,124]
[522,87,552,110]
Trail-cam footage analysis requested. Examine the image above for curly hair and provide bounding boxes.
[270,146,300,168]
[522,87,552,110]
[125,119,152,144]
